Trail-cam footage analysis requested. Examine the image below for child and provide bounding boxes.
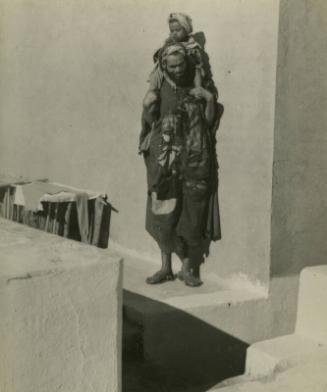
[143,13,207,109]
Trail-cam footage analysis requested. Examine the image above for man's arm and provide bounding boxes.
[189,87,215,126]
[203,91,215,126]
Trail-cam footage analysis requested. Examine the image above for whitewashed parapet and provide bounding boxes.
[0,218,123,392]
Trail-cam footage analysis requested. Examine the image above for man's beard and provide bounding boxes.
[167,70,187,85]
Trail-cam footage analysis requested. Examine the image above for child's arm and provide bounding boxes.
[194,67,202,88]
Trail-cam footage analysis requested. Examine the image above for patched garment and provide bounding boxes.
[154,92,211,201]
[140,78,221,257]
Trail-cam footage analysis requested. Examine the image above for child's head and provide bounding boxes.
[168,13,193,42]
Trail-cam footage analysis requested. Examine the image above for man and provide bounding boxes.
[139,43,221,287]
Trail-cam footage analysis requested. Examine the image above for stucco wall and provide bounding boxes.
[0,218,122,392]
[271,0,327,277]
[0,0,279,285]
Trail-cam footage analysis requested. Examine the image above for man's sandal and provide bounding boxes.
[146,270,175,284]
[176,270,202,287]
[183,271,203,287]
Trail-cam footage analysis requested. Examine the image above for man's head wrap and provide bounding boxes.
[160,43,187,68]
[168,13,193,35]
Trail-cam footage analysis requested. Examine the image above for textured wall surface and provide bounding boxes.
[0,0,279,285]
[271,0,327,277]
[0,219,122,392]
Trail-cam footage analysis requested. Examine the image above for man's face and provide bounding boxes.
[165,54,187,83]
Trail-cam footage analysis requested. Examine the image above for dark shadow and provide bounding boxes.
[270,200,327,278]
[270,241,327,278]
[123,290,248,392]
[269,0,327,279]
[193,32,206,50]
[193,31,218,98]
[216,102,225,129]
[200,101,224,271]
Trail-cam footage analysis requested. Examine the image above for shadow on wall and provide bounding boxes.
[269,0,327,280]
[194,32,225,266]
[123,290,247,392]
[193,31,219,99]
[195,96,224,276]
[270,242,327,278]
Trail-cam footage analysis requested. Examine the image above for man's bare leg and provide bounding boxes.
[146,251,175,284]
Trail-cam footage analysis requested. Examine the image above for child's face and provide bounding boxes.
[169,21,187,42]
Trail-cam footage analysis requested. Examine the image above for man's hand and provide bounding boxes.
[189,87,213,102]
[190,87,215,126]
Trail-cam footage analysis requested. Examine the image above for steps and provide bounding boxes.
[121,252,268,389]
[209,265,327,390]
[121,251,327,390]
[296,265,327,342]
[122,253,267,341]
[124,256,327,392]
[209,356,327,391]
[245,266,327,378]
[245,333,327,377]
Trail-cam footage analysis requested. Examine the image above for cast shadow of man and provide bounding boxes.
[194,31,219,98]
[192,31,225,278]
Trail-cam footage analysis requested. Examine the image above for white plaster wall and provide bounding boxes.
[0,219,122,392]
[271,0,327,278]
[0,0,279,285]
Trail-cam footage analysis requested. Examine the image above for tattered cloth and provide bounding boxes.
[140,76,221,258]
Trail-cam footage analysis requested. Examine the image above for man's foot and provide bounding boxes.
[146,270,175,284]
[183,271,203,287]
[176,270,202,287]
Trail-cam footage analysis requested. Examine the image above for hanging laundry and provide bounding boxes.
[0,179,114,249]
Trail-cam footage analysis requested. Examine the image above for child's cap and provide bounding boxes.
[168,13,193,35]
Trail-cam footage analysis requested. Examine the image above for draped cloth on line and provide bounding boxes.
[0,180,112,248]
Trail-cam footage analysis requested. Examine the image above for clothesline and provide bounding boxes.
[0,178,114,248]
